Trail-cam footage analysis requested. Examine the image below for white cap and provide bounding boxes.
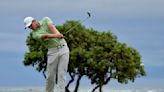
[24,17,34,28]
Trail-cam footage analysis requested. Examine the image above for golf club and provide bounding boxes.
[64,12,91,35]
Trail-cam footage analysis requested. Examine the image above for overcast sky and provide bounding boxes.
[0,0,164,90]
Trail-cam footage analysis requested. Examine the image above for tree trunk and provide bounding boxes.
[99,84,102,92]
[74,75,83,92]
[43,70,47,79]
[92,85,100,92]
[92,76,112,92]
[65,72,75,92]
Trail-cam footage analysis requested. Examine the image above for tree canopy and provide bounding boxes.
[23,20,146,92]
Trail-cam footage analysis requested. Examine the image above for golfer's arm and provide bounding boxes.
[40,23,63,39]
[41,34,58,39]
[48,23,60,34]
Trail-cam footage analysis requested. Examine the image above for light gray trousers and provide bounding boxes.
[46,43,69,92]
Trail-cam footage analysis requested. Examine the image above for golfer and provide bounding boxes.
[24,16,69,92]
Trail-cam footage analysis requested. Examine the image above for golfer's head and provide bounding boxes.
[24,17,39,30]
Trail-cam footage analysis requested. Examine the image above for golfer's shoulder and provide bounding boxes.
[42,17,53,24]
[42,16,52,21]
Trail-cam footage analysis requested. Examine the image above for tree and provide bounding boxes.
[23,33,47,78]
[23,20,146,92]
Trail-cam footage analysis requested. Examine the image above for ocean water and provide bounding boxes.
[0,88,163,92]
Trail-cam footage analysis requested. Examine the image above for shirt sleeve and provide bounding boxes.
[43,17,53,25]
[32,32,43,39]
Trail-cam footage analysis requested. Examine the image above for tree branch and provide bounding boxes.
[74,75,83,92]
[66,72,75,92]
[92,85,100,92]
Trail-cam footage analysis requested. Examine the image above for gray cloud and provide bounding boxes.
[0,32,28,53]
[1,0,164,17]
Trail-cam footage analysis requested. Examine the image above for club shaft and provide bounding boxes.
[65,16,90,34]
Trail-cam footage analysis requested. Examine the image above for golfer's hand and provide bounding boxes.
[56,33,64,39]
